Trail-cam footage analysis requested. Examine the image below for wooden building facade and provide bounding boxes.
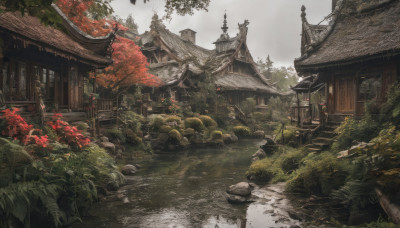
[295,0,400,120]
[0,5,114,114]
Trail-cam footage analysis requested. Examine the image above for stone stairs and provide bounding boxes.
[305,122,341,153]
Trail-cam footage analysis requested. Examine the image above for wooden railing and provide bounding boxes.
[97,99,114,111]
[233,105,247,125]
[291,104,322,126]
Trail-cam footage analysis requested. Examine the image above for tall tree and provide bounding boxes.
[96,35,162,89]
[124,14,139,34]
[258,56,298,92]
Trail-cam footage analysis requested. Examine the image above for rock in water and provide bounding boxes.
[227,182,251,196]
[227,194,248,204]
[121,164,137,175]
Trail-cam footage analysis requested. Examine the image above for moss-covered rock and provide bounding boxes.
[233,126,251,138]
[159,125,173,133]
[199,115,217,128]
[151,116,165,131]
[183,128,195,137]
[168,129,182,142]
[165,115,182,124]
[124,129,142,145]
[210,130,223,140]
[184,117,205,131]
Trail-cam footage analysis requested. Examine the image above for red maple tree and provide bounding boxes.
[57,0,162,89]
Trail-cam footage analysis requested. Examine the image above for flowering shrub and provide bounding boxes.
[47,113,91,149]
[0,108,49,148]
[1,108,33,142]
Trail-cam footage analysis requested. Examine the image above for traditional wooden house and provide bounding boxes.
[138,14,281,111]
[294,0,400,121]
[0,5,114,117]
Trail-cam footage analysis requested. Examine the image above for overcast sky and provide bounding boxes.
[111,0,332,67]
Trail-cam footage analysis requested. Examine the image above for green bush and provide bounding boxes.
[165,115,182,124]
[119,111,143,133]
[275,126,298,146]
[246,158,283,182]
[104,127,126,143]
[233,125,251,138]
[124,129,142,145]
[159,125,173,133]
[286,152,349,196]
[184,117,205,131]
[280,149,305,173]
[331,116,379,152]
[151,116,165,131]
[199,115,217,128]
[253,111,272,122]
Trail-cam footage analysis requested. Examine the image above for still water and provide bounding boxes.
[74,139,300,228]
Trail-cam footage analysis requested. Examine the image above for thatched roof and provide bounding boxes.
[291,75,325,93]
[140,15,281,95]
[295,0,400,72]
[0,7,113,67]
[148,61,187,86]
[215,73,281,95]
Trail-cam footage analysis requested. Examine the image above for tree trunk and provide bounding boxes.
[375,188,400,224]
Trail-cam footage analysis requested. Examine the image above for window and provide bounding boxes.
[19,62,26,99]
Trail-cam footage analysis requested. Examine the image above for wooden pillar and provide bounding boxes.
[308,88,312,123]
[296,92,300,127]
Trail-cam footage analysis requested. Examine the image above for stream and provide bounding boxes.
[73,139,301,228]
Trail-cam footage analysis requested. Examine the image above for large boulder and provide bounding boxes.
[252,148,266,160]
[100,136,109,143]
[121,164,137,175]
[100,142,116,154]
[260,137,276,154]
[227,182,251,196]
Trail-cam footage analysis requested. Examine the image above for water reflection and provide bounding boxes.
[74,139,300,228]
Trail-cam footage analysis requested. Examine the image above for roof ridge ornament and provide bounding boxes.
[301,5,307,23]
[222,11,228,34]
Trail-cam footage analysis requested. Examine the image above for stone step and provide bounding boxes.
[308,147,322,153]
[306,144,323,149]
[320,131,337,137]
[312,137,334,144]
[327,121,342,127]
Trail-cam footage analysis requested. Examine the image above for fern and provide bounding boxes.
[0,180,63,226]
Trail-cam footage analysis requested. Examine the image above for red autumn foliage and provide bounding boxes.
[0,108,49,148]
[56,0,162,89]
[47,113,91,148]
[96,36,163,89]
[57,0,113,37]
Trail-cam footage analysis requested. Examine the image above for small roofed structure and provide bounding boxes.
[0,5,114,118]
[294,0,400,122]
[137,13,281,113]
[291,75,325,126]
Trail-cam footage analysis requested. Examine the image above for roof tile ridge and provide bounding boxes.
[295,0,344,62]
[51,4,114,40]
